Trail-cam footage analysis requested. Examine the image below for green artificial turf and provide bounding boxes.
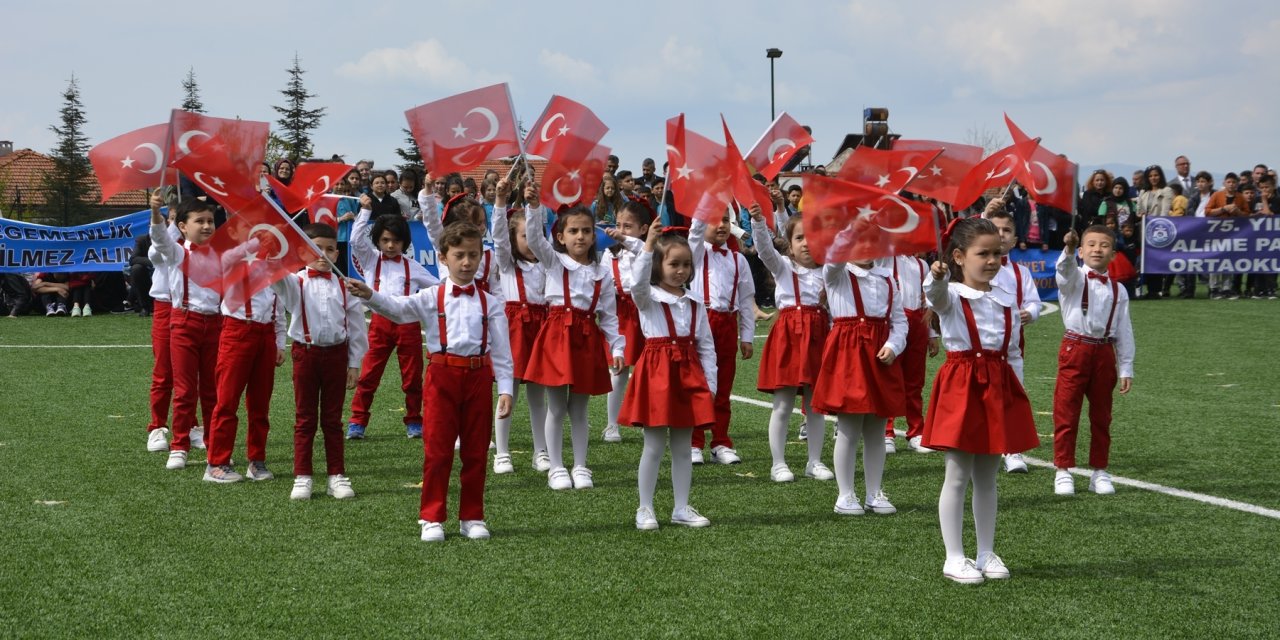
[0,298,1277,638]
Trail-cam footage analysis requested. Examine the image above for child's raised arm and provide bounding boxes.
[523,203,559,267]
[924,261,952,313]
[749,204,788,279]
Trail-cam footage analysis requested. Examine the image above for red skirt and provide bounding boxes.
[523,306,613,395]
[618,338,715,429]
[505,301,548,381]
[758,305,829,391]
[811,317,906,417]
[922,350,1039,455]
[613,293,645,366]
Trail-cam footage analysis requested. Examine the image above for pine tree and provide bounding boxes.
[394,128,424,173]
[181,67,205,114]
[272,54,325,163]
[43,75,92,225]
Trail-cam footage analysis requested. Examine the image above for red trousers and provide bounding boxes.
[208,319,276,466]
[148,300,173,431]
[886,308,930,439]
[420,359,494,522]
[693,310,738,450]
[169,309,221,452]
[292,343,348,476]
[1052,337,1117,469]
[349,314,424,427]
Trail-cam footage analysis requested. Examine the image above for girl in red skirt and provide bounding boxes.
[489,179,551,475]
[923,217,1038,585]
[615,223,717,530]
[747,206,833,483]
[601,200,653,444]
[811,245,908,517]
[524,198,625,491]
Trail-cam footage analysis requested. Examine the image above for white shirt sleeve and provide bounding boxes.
[694,301,718,396]
[1113,291,1135,379]
[345,296,369,369]
[486,293,516,396]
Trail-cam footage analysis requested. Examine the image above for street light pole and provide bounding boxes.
[766,48,783,121]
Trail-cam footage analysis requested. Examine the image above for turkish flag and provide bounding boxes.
[952,137,1042,210]
[168,135,262,214]
[524,95,608,162]
[540,140,610,210]
[1005,114,1077,213]
[166,110,269,182]
[836,146,944,195]
[801,174,938,264]
[891,140,984,206]
[88,123,178,202]
[404,83,522,175]
[665,115,734,225]
[267,162,354,213]
[722,116,775,228]
[307,194,346,228]
[744,112,813,180]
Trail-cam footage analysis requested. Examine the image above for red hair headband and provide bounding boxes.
[940,216,964,251]
[442,193,469,225]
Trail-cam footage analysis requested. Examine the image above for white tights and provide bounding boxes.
[494,381,547,456]
[638,428,694,510]
[833,413,886,499]
[544,385,590,469]
[768,387,826,468]
[607,367,631,428]
[938,451,1000,561]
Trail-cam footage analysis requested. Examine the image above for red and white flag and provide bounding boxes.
[722,116,775,228]
[267,162,354,213]
[307,194,346,228]
[801,175,938,264]
[166,110,269,181]
[524,95,608,162]
[836,146,944,195]
[404,83,522,175]
[540,141,611,210]
[952,137,1042,210]
[168,135,262,214]
[744,112,813,180]
[206,195,324,312]
[1005,114,1077,212]
[891,140,985,206]
[88,123,178,201]
[665,115,734,224]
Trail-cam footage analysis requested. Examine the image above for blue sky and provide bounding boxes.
[3,0,1278,179]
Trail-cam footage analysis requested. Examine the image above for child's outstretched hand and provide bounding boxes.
[1063,229,1080,252]
[275,350,285,367]
[876,345,897,365]
[739,342,753,360]
[643,220,663,249]
[496,393,513,419]
[496,177,512,202]
[359,193,372,209]
[748,202,764,222]
[1118,377,1132,394]
[927,337,941,358]
[930,260,948,279]
[523,181,539,203]
[345,277,373,300]
[346,367,359,390]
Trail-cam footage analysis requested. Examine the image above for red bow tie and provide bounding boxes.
[385,254,403,263]
[451,284,476,297]
[712,245,729,256]
[1087,271,1109,283]
[307,269,332,280]
[1001,256,1009,266]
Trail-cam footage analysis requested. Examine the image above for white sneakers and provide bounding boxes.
[602,424,622,443]
[1054,469,1075,495]
[189,427,206,450]
[202,464,243,483]
[908,436,936,453]
[635,506,659,530]
[547,467,573,490]
[943,558,985,584]
[419,521,445,542]
[834,493,865,515]
[865,491,897,515]
[165,450,187,470]
[976,553,1010,579]
[1004,453,1029,473]
[291,476,313,500]
[710,446,741,464]
[770,463,795,483]
[690,448,705,465]
[493,453,514,475]
[570,466,594,489]
[671,506,711,527]
[804,460,834,481]
[245,461,274,481]
[460,520,490,540]
[327,475,355,499]
[884,436,897,454]
[532,450,551,473]
[1090,469,1115,495]
[146,428,170,452]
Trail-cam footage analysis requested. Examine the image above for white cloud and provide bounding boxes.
[335,39,506,89]
[538,50,597,84]
[659,36,703,76]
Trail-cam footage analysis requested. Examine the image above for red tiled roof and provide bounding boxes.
[0,148,149,210]
[455,158,547,184]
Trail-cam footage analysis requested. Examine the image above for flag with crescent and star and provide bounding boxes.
[540,137,610,210]
[267,162,354,214]
[801,174,938,264]
[836,146,944,195]
[721,115,776,229]
[891,140,985,206]
[1004,114,1078,213]
[524,95,608,163]
[665,114,735,225]
[165,110,269,184]
[952,136,1042,211]
[404,83,522,175]
[307,194,346,229]
[169,135,263,214]
[207,194,325,312]
[744,112,813,181]
[88,123,179,202]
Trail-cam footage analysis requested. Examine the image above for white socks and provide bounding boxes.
[768,387,827,468]
[494,382,548,456]
[802,394,825,465]
[544,385,591,469]
[607,367,631,428]
[639,427,694,510]
[833,414,886,498]
[939,451,1000,561]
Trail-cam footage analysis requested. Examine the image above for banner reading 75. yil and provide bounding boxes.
[1142,216,1280,274]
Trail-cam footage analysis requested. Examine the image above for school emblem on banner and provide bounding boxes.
[1145,218,1178,249]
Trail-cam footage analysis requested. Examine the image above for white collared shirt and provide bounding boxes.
[271,269,369,368]
[925,272,1025,381]
[752,222,823,308]
[419,191,503,294]
[490,204,547,305]
[994,259,1043,322]
[349,208,439,296]
[1055,251,1135,378]
[149,223,221,314]
[220,288,287,350]
[689,218,757,342]
[630,249,718,395]
[823,262,909,356]
[602,236,643,295]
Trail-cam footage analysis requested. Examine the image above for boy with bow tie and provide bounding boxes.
[987,204,1042,473]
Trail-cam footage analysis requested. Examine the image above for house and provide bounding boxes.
[0,141,149,222]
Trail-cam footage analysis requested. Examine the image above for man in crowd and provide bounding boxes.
[1171,156,1194,194]
[1206,173,1249,299]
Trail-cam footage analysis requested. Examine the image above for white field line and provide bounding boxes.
[729,393,1280,520]
[0,344,151,348]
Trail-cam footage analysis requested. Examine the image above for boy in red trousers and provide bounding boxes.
[1053,226,1134,496]
[349,222,514,542]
